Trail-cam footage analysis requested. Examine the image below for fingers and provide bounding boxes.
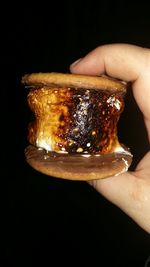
[70,43,148,81]
[89,169,150,233]
[70,43,150,139]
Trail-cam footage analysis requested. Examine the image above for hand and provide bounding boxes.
[70,43,150,233]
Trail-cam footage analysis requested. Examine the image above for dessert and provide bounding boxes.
[22,72,132,180]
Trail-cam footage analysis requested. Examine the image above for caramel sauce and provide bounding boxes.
[27,86,124,154]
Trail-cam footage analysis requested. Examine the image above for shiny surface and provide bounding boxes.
[27,86,125,154]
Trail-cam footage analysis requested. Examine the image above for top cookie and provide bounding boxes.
[22,72,127,92]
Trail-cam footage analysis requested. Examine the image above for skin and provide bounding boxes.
[70,44,150,233]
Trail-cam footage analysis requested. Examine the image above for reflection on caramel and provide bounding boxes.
[27,86,125,154]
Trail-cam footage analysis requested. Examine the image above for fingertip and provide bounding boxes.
[70,57,101,75]
[70,58,82,68]
[70,58,82,73]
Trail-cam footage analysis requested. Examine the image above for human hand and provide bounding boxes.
[70,44,150,233]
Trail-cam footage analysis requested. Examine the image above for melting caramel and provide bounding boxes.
[27,86,125,154]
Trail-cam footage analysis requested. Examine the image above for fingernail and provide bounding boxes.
[70,58,82,68]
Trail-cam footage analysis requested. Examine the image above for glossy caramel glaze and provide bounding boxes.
[27,86,125,154]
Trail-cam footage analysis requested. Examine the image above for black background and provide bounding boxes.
[4,1,150,266]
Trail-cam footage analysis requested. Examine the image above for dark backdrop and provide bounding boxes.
[4,1,150,266]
